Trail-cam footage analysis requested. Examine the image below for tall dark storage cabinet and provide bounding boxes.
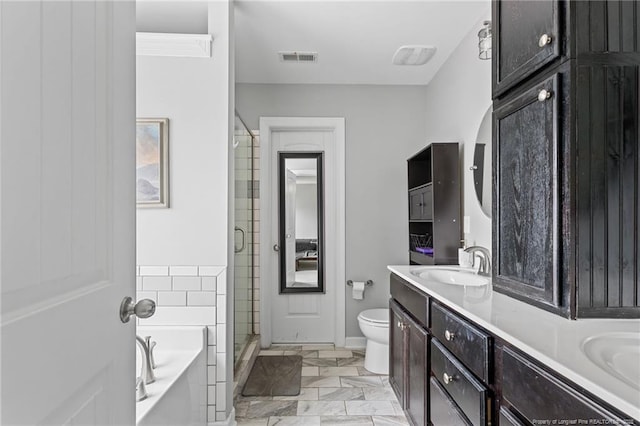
[492,0,640,318]
[408,143,461,266]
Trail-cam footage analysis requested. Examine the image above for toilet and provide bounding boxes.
[357,308,390,374]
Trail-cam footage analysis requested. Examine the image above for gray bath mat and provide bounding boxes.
[242,355,302,397]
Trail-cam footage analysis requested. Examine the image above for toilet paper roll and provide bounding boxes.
[352,281,365,300]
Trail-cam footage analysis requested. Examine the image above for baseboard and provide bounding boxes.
[344,337,366,349]
[209,408,236,426]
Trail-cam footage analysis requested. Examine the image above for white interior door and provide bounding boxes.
[266,127,343,344]
[1,1,136,424]
[285,169,297,287]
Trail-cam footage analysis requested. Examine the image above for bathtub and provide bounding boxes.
[136,326,207,426]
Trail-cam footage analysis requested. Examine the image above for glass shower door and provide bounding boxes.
[234,115,254,363]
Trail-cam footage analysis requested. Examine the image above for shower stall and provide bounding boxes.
[233,113,256,364]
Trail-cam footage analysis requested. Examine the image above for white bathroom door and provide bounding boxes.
[0,1,136,425]
[260,118,346,345]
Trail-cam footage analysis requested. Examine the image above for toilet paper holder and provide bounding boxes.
[347,280,373,287]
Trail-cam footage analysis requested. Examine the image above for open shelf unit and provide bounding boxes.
[407,143,461,265]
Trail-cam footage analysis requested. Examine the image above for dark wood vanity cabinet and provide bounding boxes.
[390,275,429,426]
[389,273,637,426]
[492,0,640,318]
[407,143,461,266]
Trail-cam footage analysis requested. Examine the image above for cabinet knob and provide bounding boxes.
[537,89,552,102]
[444,329,456,341]
[469,165,478,171]
[443,372,456,385]
[538,33,552,47]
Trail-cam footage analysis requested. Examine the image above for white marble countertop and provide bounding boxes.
[388,265,640,420]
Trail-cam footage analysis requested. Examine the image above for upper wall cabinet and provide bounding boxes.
[492,0,640,318]
[493,0,561,96]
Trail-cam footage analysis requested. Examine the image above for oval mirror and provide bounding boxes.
[472,107,492,218]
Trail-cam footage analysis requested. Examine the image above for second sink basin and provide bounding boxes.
[411,267,489,287]
[581,332,640,391]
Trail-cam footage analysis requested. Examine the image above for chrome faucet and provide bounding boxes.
[136,335,156,385]
[464,246,492,276]
[135,377,148,402]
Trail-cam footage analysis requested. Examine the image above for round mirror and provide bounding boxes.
[472,107,492,218]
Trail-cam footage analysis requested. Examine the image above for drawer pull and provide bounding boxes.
[444,329,456,341]
[443,372,457,385]
[538,33,552,47]
[538,89,552,102]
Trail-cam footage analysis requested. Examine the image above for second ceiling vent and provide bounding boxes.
[279,51,318,63]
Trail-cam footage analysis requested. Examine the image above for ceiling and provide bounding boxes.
[235,1,489,86]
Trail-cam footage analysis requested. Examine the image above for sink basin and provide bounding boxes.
[411,267,489,287]
[581,332,640,391]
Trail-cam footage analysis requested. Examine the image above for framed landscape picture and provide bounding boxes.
[136,118,169,208]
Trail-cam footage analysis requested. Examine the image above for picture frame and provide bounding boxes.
[136,118,169,208]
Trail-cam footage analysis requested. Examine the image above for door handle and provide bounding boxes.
[273,244,280,252]
[235,226,246,253]
[120,297,156,323]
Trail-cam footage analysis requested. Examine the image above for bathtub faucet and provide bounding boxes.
[464,246,492,277]
[136,335,156,385]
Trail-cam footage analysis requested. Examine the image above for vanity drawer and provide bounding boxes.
[390,273,429,327]
[431,302,491,382]
[431,339,490,426]
[430,377,471,426]
[502,347,630,423]
[499,408,527,426]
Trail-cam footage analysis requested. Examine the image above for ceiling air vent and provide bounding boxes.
[392,45,437,66]
[279,51,318,63]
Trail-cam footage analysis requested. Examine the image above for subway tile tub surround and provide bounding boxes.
[387,265,640,424]
[136,265,229,423]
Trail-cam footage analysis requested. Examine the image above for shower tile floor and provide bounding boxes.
[234,345,409,425]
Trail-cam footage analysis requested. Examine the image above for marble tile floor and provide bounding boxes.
[235,345,409,426]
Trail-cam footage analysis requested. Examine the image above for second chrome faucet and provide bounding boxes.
[464,246,492,276]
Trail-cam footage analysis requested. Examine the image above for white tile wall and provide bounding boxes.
[173,276,202,291]
[136,265,227,425]
[143,276,172,291]
[157,291,186,306]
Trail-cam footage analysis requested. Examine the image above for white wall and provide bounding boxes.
[295,183,318,239]
[419,12,492,249]
[136,51,229,267]
[236,84,428,337]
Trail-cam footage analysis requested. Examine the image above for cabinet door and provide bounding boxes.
[409,189,424,221]
[389,300,407,407]
[406,315,428,426]
[493,71,565,313]
[409,186,433,221]
[493,0,561,96]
